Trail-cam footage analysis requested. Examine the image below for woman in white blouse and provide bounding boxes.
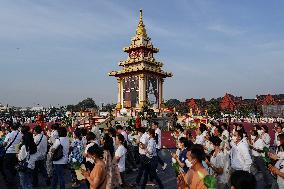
[269,133,284,189]
[50,127,70,189]
[18,131,39,189]
[261,125,271,148]
[205,136,227,189]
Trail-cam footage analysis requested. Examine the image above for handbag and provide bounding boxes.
[51,139,64,161]
[16,153,30,172]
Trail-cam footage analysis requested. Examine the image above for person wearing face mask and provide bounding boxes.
[171,137,189,173]
[230,130,252,173]
[249,130,274,188]
[231,123,239,137]
[177,144,208,189]
[249,130,264,158]
[204,132,214,155]
[140,129,164,189]
[195,124,207,145]
[268,134,284,189]
[274,124,283,147]
[205,136,227,189]
[260,125,271,148]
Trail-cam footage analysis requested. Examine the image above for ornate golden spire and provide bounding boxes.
[136,9,147,37]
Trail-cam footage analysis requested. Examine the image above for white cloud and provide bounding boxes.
[207,24,245,36]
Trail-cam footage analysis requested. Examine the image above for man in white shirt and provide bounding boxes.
[134,127,150,186]
[3,124,22,188]
[152,121,167,170]
[250,130,274,188]
[32,125,50,187]
[230,130,252,172]
[115,134,127,188]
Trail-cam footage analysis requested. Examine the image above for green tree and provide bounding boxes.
[207,98,221,118]
[66,98,98,112]
[165,99,181,109]
[101,104,116,113]
[77,98,97,110]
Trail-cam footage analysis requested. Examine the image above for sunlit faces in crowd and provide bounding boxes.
[278,134,284,146]
[250,130,258,143]
[185,144,206,169]
[275,125,283,134]
[213,127,223,137]
[86,144,103,161]
[232,130,243,144]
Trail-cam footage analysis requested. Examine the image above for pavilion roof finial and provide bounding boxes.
[139,9,143,21]
[136,9,147,37]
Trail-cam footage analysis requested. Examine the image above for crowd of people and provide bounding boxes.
[214,117,284,124]
[0,116,284,189]
[0,119,170,189]
[173,122,284,189]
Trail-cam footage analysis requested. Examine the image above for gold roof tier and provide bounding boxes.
[123,43,159,53]
[108,9,173,80]
[119,57,163,67]
[108,66,173,78]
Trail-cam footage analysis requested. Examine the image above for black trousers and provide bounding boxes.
[3,153,18,188]
[32,159,49,186]
[156,149,165,166]
[0,155,6,180]
[126,145,137,170]
[135,155,147,184]
[254,156,274,188]
[141,157,164,189]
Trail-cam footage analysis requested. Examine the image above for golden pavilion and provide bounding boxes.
[108,10,172,111]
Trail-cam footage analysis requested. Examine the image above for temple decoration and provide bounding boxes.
[262,94,276,105]
[108,10,172,110]
[220,93,236,112]
[187,98,199,114]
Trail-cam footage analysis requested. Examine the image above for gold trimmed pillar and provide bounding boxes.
[116,78,122,109]
[158,78,164,109]
[139,74,147,108]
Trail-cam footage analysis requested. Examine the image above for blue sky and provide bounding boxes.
[0,0,283,107]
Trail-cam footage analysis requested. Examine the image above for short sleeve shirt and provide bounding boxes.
[179,149,189,173]
[210,152,226,184]
[115,145,127,172]
[4,130,22,153]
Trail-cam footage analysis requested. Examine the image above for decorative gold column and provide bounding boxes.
[158,78,164,109]
[139,74,147,108]
[116,78,122,109]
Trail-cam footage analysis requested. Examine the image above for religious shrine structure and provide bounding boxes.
[108,10,172,112]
